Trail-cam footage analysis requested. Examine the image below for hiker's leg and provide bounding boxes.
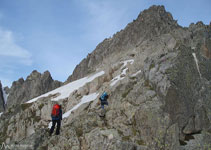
[50,120,56,135]
[101,104,104,109]
[101,101,107,109]
[56,120,61,135]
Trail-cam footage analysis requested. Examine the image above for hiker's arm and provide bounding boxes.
[60,109,63,120]
[97,97,101,105]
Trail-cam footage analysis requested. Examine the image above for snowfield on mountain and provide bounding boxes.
[26,70,105,103]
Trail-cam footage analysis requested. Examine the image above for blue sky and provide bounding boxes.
[0,0,210,87]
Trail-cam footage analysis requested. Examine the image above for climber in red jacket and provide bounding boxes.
[49,103,62,136]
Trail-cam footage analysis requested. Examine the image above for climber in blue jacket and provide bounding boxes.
[99,92,109,110]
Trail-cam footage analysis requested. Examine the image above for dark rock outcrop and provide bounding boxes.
[6,70,62,107]
[0,81,5,112]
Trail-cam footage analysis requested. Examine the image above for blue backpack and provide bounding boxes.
[100,92,108,101]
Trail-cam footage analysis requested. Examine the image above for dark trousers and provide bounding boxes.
[50,120,61,135]
[101,101,108,109]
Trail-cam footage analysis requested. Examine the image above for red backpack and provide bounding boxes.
[51,104,60,117]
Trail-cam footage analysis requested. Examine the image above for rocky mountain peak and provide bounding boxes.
[26,70,41,80]
[12,78,24,87]
[42,71,52,79]
[66,5,179,83]
[136,5,175,25]
[6,70,62,108]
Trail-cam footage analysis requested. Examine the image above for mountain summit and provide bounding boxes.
[67,5,178,82]
[0,5,211,150]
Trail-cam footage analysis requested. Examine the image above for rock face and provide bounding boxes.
[66,5,178,82]
[6,70,62,107]
[0,5,211,150]
[0,81,5,112]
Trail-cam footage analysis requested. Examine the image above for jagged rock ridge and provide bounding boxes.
[6,70,62,108]
[0,5,211,150]
[67,5,178,82]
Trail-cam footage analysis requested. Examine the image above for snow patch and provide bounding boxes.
[110,68,128,87]
[110,75,121,87]
[27,71,104,103]
[121,59,134,69]
[191,47,196,50]
[0,112,3,117]
[63,93,99,118]
[48,122,52,129]
[192,53,202,79]
[131,70,142,77]
[3,88,8,104]
[110,59,134,87]
[122,68,128,75]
